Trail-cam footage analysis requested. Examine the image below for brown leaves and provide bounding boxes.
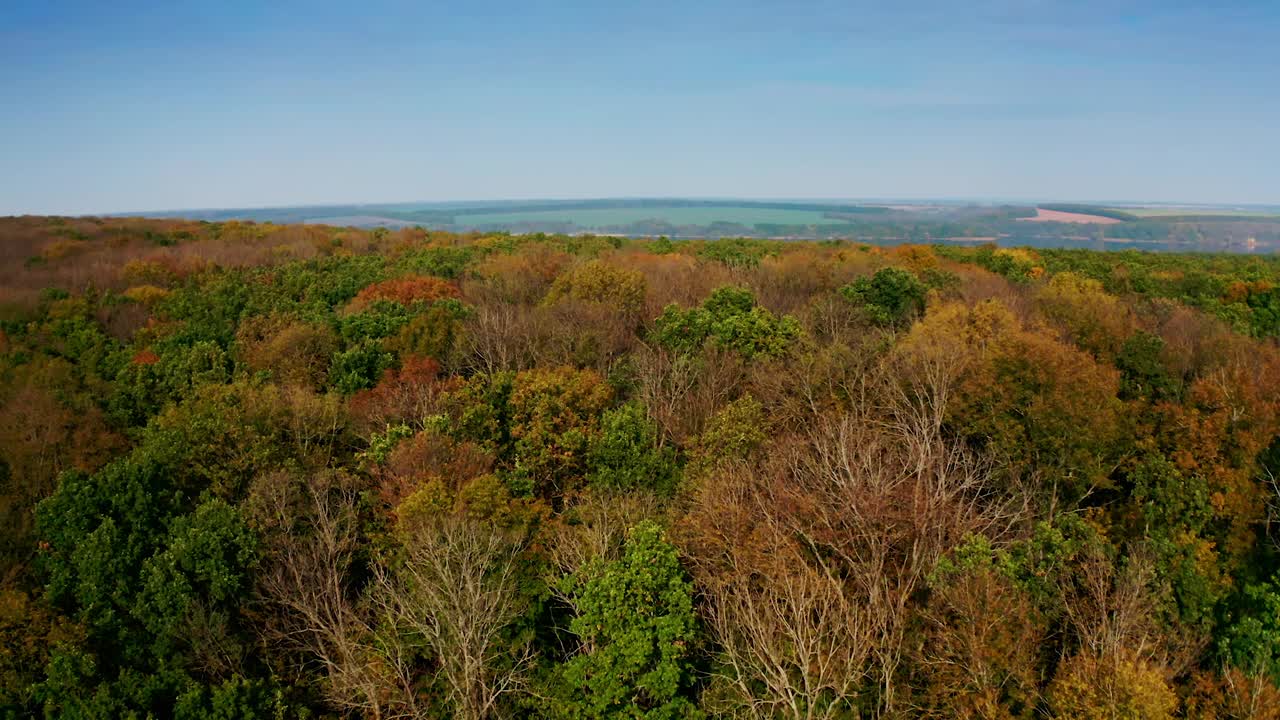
[348,355,455,436]
[677,410,1015,718]
[346,274,461,313]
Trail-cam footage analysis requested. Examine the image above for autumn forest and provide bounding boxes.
[4,215,1280,720]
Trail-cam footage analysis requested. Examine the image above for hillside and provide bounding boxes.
[2,215,1280,717]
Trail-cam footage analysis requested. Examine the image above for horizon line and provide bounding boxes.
[76,195,1280,219]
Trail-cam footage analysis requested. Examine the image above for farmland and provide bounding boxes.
[1108,206,1280,218]
[1017,208,1124,224]
[458,205,848,228]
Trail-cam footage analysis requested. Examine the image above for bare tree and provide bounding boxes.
[633,343,744,445]
[463,304,537,374]
[251,470,419,720]
[1063,545,1164,666]
[682,406,1015,720]
[783,412,1013,716]
[686,473,872,720]
[547,490,663,583]
[370,516,531,720]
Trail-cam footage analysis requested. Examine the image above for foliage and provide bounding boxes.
[544,260,647,317]
[587,402,679,495]
[6,217,1280,719]
[554,521,700,719]
[1047,652,1178,720]
[650,286,801,358]
[345,274,460,312]
[328,341,395,394]
[1218,575,1280,683]
[839,266,927,327]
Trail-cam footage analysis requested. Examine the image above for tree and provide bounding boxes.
[919,537,1044,719]
[839,266,928,327]
[679,410,1011,718]
[371,516,533,720]
[682,470,870,720]
[1047,652,1177,720]
[234,312,337,389]
[36,454,269,718]
[1035,271,1135,359]
[250,470,404,719]
[650,286,801,359]
[544,260,647,318]
[450,367,613,502]
[899,300,1125,503]
[587,402,679,495]
[555,520,700,719]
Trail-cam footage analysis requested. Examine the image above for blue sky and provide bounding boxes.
[2,0,1278,214]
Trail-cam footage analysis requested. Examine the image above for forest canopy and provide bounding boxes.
[3,215,1280,719]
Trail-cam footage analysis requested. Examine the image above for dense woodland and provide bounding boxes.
[4,215,1280,719]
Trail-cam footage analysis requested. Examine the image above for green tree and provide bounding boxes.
[1116,331,1176,401]
[650,286,800,359]
[1219,575,1280,684]
[556,521,701,719]
[839,267,927,327]
[587,402,679,495]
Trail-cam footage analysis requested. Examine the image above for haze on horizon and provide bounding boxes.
[3,0,1278,216]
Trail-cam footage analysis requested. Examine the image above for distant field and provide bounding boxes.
[458,206,848,228]
[1109,207,1280,218]
[1018,208,1123,224]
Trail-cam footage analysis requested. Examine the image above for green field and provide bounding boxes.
[459,206,848,227]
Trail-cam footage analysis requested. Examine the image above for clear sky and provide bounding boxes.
[2,0,1278,215]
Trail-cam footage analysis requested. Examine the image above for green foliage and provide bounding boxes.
[1219,575,1280,683]
[135,383,292,500]
[34,450,266,718]
[587,402,679,495]
[688,394,766,474]
[937,515,1110,619]
[694,238,773,268]
[701,285,755,318]
[137,499,256,654]
[555,521,701,719]
[396,245,477,279]
[159,271,253,348]
[959,245,1045,283]
[1126,454,1224,633]
[650,286,801,358]
[449,368,613,500]
[329,341,395,394]
[839,266,928,327]
[1116,331,1177,401]
[250,255,387,317]
[360,422,415,466]
[36,298,118,379]
[336,300,413,344]
[107,339,232,426]
[174,676,295,720]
